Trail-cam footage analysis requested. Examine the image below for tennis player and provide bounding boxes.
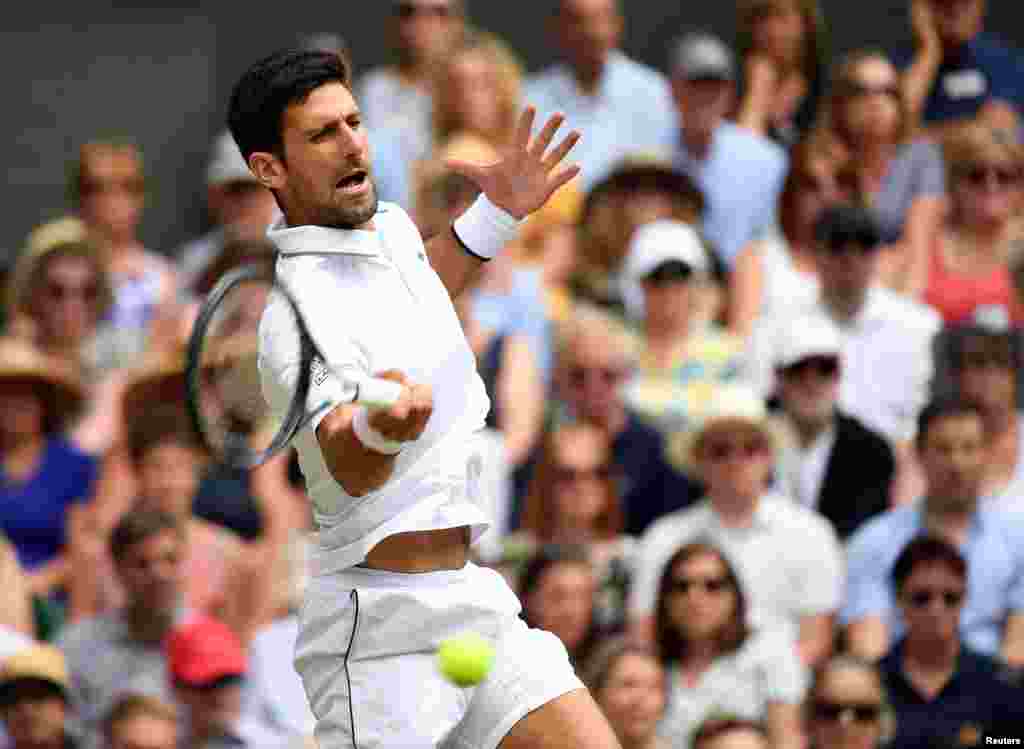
[230,50,622,749]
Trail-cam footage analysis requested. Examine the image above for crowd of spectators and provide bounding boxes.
[2,0,1024,747]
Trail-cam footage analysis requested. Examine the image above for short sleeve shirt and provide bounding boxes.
[259,203,492,574]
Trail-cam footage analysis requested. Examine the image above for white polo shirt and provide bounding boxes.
[628,493,844,645]
[746,285,941,444]
[259,203,491,575]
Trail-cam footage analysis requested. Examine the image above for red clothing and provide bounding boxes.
[923,238,1018,326]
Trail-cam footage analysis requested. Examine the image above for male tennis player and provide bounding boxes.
[230,50,622,749]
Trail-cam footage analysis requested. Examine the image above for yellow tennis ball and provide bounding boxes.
[437,632,495,687]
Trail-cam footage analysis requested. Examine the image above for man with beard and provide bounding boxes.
[235,50,621,748]
[841,398,1024,668]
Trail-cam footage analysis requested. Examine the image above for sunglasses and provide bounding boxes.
[667,575,732,595]
[395,2,452,18]
[813,700,883,724]
[842,81,900,99]
[905,588,964,609]
[958,164,1020,189]
[45,280,99,303]
[567,365,628,389]
[553,464,613,484]
[702,438,769,462]
[781,356,840,379]
[642,260,694,286]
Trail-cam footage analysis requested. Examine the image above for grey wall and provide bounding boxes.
[2,1,1020,265]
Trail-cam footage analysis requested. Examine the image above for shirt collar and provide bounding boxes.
[555,50,625,101]
[707,493,774,531]
[267,210,390,257]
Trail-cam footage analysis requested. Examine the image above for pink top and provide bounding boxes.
[923,237,1019,327]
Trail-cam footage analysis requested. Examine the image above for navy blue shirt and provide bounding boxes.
[891,33,1024,123]
[881,640,1024,748]
[0,436,98,570]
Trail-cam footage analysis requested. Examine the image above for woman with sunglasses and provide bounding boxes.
[922,122,1024,327]
[878,536,1023,749]
[812,49,946,296]
[804,656,891,749]
[516,424,633,630]
[654,542,807,749]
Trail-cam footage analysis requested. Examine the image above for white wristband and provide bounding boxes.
[452,194,522,261]
[352,407,404,455]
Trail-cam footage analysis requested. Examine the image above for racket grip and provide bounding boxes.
[355,378,404,409]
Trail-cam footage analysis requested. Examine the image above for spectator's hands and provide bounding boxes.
[910,0,941,52]
[445,108,581,220]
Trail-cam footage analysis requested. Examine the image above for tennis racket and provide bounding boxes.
[185,262,403,469]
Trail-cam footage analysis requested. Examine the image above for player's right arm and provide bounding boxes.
[315,370,433,497]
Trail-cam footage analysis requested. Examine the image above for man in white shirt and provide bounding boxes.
[628,383,843,667]
[231,50,620,749]
[524,0,677,190]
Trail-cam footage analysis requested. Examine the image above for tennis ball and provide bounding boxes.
[437,632,495,687]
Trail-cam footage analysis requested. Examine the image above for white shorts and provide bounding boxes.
[294,561,584,749]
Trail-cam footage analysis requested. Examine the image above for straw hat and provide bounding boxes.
[6,216,113,321]
[121,346,188,427]
[0,337,85,428]
[0,645,70,703]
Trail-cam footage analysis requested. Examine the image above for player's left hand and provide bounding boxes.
[445,107,581,220]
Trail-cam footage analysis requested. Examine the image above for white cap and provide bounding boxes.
[206,131,256,186]
[775,314,842,369]
[624,220,709,282]
[671,32,736,82]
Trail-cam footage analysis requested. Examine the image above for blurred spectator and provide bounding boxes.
[841,398,1024,666]
[581,638,667,749]
[734,0,827,147]
[630,383,843,666]
[166,616,285,749]
[549,304,700,536]
[880,536,1024,749]
[669,32,788,266]
[175,132,278,296]
[619,220,742,438]
[0,338,99,600]
[945,328,1024,510]
[0,537,32,638]
[516,424,632,629]
[0,646,76,749]
[746,203,940,495]
[812,50,946,295]
[357,0,464,133]
[524,0,676,190]
[692,717,770,749]
[71,139,177,342]
[59,509,186,739]
[771,315,895,540]
[804,656,892,749]
[654,542,806,749]
[102,694,177,749]
[517,544,602,669]
[895,0,1024,130]
[728,138,845,339]
[923,122,1024,326]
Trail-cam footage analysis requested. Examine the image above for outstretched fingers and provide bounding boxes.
[549,164,582,193]
[529,112,566,158]
[542,129,581,170]
[514,107,537,151]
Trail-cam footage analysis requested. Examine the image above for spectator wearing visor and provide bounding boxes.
[0,646,77,749]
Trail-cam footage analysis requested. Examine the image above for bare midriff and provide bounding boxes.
[361,525,471,572]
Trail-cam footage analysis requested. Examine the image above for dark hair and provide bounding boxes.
[654,541,748,664]
[228,49,352,163]
[914,396,983,450]
[104,693,177,738]
[952,328,1020,373]
[813,201,882,251]
[891,535,967,593]
[109,507,183,563]
[127,403,204,467]
[692,716,768,748]
[518,544,600,664]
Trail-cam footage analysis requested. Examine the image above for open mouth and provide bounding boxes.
[336,170,368,191]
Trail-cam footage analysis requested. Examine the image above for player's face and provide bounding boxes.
[268,82,378,230]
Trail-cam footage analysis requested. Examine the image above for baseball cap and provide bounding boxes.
[671,32,736,82]
[775,314,842,369]
[624,220,709,282]
[166,616,247,688]
[206,131,257,186]
[0,645,70,704]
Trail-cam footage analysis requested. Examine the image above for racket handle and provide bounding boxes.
[354,377,404,409]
